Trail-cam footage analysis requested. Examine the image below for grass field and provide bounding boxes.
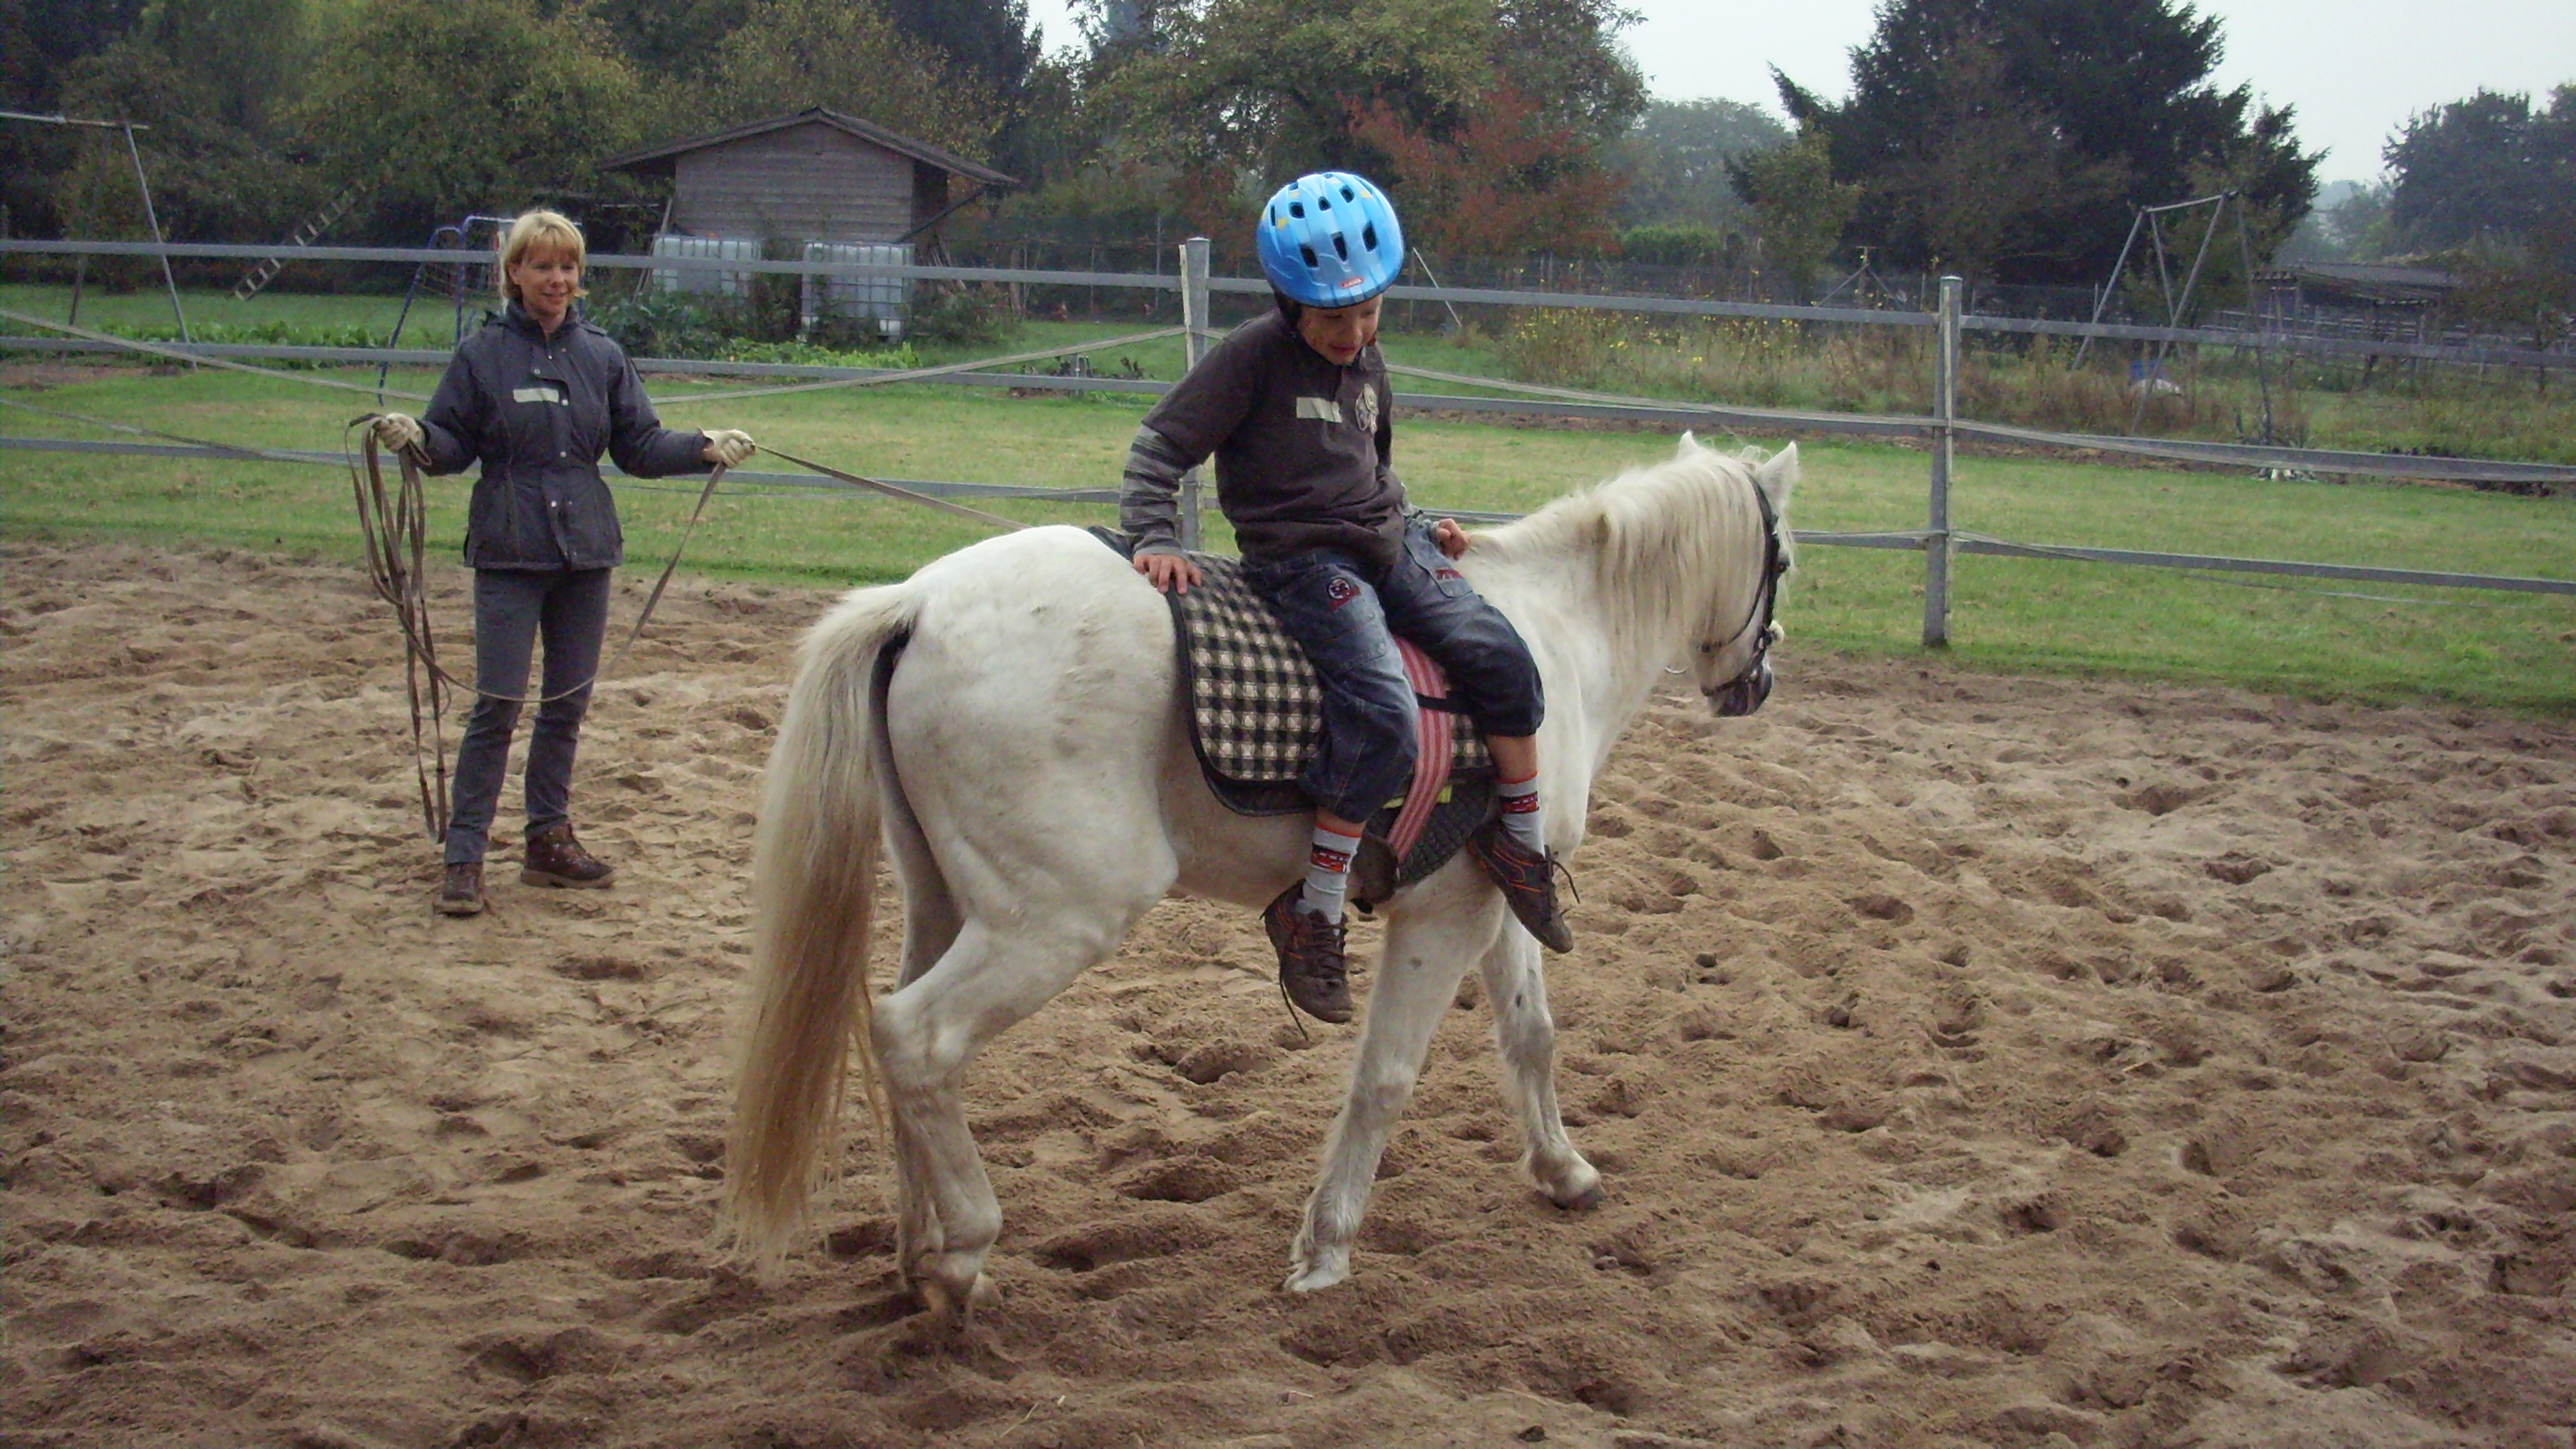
[7,304,2573,714]
[15,278,2573,463]
[0,281,1541,398]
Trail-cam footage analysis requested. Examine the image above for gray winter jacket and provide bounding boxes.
[418,302,709,569]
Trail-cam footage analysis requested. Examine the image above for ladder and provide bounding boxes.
[231,185,367,301]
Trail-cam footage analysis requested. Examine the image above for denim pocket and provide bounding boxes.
[1406,519,1473,598]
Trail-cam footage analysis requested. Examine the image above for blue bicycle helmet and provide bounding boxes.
[1256,172,1405,308]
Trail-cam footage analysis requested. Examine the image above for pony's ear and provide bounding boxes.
[1675,430,1706,458]
[1754,442,1799,511]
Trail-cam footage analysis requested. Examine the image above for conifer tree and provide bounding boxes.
[1775,0,2319,283]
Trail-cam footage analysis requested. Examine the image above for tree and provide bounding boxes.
[1866,37,2130,278]
[587,0,753,76]
[51,2,327,245]
[2388,86,2576,341]
[294,0,651,232]
[8,0,312,242]
[880,0,1039,97]
[1093,0,1638,182]
[1777,0,2319,283]
[1730,124,1859,298]
[1,0,139,236]
[1488,0,1647,150]
[2,0,151,112]
[694,0,1004,158]
[1088,0,1641,258]
[1351,84,1625,256]
[880,0,1050,181]
[138,0,308,132]
[1005,52,1104,189]
[1092,0,1499,179]
[2387,86,2576,251]
[1615,98,1787,230]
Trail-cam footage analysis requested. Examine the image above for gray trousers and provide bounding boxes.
[443,568,611,865]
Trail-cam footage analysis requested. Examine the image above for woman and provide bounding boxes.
[373,209,756,917]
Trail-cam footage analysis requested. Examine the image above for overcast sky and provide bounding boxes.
[1019,0,2576,186]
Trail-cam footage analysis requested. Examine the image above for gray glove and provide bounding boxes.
[702,428,756,468]
[373,413,424,454]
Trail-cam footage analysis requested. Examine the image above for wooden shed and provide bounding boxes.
[601,106,1016,250]
[2259,262,2461,311]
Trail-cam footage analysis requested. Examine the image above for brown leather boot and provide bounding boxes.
[1264,884,1353,1024]
[435,862,485,917]
[522,823,614,889]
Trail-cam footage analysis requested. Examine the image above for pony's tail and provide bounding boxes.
[723,583,918,1267]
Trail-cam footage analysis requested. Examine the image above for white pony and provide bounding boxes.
[724,434,1796,1315]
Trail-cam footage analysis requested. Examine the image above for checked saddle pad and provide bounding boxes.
[1086,529,1498,902]
[1167,552,1493,805]
[1159,548,1498,904]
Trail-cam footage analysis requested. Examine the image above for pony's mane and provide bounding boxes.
[1474,437,1782,654]
[1486,437,1773,572]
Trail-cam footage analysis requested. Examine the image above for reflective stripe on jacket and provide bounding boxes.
[418,302,709,569]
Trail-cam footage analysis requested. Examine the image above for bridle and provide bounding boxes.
[1700,476,1789,718]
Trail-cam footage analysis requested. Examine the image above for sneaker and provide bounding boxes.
[522,823,615,889]
[435,862,485,917]
[1263,884,1353,1024]
[1467,824,1575,953]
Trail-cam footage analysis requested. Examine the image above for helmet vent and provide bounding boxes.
[1361,224,1378,252]
[1332,234,1349,261]
[1290,202,1305,218]
[1300,244,1318,267]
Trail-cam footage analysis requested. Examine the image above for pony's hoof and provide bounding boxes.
[1543,1167,1606,1211]
[920,1272,998,1322]
[1282,1248,1350,1294]
[1530,1152,1604,1211]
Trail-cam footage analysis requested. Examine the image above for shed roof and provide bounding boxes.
[2260,262,2460,306]
[602,106,1018,190]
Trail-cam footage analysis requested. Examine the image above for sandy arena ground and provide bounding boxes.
[3,538,2572,1448]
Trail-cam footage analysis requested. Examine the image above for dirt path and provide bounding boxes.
[4,540,2570,1448]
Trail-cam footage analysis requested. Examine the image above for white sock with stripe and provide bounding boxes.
[1498,772,1546,854]
[1298,822,1364,923]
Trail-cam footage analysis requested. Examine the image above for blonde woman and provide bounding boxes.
[373,209,756,916]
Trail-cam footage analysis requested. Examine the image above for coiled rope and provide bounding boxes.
[342,426,1036,840]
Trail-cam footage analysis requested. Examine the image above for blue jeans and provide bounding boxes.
[443,568,611,865]
[1243,517,1544,823]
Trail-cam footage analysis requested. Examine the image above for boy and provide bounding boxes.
[1120,172,1570,1025]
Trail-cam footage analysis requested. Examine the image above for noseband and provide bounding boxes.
[1704,477,1789,718]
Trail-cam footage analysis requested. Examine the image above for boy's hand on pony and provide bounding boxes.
[1136,552,1204,595]
[1433,517,1470,558]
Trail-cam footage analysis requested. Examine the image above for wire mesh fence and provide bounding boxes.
[6,234,2573,673]
[7,235,2573,482]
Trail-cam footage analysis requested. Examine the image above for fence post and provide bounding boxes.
[1923,274,1961,647]
[1178,236,1211,550]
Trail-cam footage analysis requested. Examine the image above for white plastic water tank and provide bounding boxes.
[801,242,911,339]
[651,234,761,300]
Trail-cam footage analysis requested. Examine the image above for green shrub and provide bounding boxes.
[713,338,922,370]
[1618,224,1732,267]
[909,283,1020,346]
[111,319,389,367]
[586,288,729,359]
